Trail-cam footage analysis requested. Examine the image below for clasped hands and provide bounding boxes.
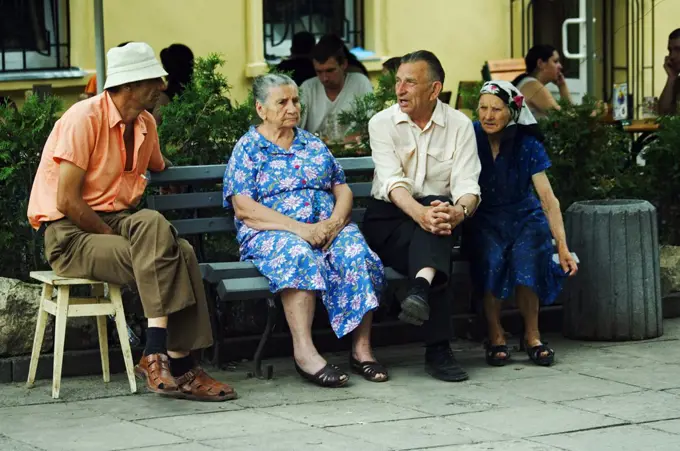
[416,200,465,236]
[296,217,348,251]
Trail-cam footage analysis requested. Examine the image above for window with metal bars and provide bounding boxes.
[0,0,71,73]
[263,0,364,62]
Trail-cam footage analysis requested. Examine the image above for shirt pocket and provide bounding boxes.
[395,145,416,169]
[126,171,148,207]
[427,147,455,181]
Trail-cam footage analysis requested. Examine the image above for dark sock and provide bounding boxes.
[426,340,450,351]
[413,277,431,291]
[144,327,167,356]
[170,355,195,377]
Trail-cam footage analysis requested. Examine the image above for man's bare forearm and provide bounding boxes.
[59,198,114,234]
[455,194,479,214]
[388,187,424,220]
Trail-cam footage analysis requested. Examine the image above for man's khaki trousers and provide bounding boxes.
[44,209,213,352]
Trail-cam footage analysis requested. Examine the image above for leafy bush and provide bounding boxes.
[336,70,397,156]
[157,54,256,165]
[636,115,680,244]
[0,94,63,280]
[538,97,632,209]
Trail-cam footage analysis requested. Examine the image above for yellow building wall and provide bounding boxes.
[381,0,510,97]
[3,0,676,113]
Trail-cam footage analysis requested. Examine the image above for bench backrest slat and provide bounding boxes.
[148,157,376,237]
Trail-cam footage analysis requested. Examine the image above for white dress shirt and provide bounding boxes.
[369,100,481,204]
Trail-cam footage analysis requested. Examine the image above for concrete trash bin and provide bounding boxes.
[563,199,662,340]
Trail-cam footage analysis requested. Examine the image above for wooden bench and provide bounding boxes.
[482,58,526,82]
[146,157,470,379]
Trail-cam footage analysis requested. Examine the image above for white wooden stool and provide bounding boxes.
[26,271,137,398]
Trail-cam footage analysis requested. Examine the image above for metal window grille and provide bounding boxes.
[0,0,71,73]
[263,0,364,61]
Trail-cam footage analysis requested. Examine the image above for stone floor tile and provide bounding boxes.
[138,409,309,441]
[476,372,640,402]
[532,424,680,450]
[263,397,429,427]
[409,439,564,450]
[0,435,40,451]
[451,404,623,438]
[72,392,242,420]
[327,416,501,449]
[203,428,391,451]
[642,418,680,435]
[562,390,680,423]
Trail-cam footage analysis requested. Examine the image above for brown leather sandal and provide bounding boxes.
[175,367,238,402]
[134,353,180,396]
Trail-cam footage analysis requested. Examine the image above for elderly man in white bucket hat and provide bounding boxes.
[28,42,238,402]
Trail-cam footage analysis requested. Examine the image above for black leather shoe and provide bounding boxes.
[425,343,469,382]
[398,279,430,326]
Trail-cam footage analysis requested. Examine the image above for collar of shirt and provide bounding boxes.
[393,99,446,132]
[104,91,148,135]
[250,125,308,155]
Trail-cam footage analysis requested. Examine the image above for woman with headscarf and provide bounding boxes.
[464,80,578,367]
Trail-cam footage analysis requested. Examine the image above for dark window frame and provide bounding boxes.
[0,0,71,73]
[262,0,365,62]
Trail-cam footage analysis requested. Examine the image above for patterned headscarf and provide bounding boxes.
[479,80,537,126]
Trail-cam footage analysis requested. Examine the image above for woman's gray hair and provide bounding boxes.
[252,73,297,105]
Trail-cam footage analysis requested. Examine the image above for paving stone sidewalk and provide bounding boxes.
[3,319,680,451]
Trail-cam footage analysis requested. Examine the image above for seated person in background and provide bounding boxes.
[362,51,481,383]
[465,81,578,367]
[511,45,572,119]
[299,34,373,141]
[276,31,317,87]
[223,73,388,387]
[382,57,402,75]
[659,28,680,115]
[152,43,195,124]
[27,42,236,401]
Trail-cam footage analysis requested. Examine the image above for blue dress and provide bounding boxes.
[464,122,565,305]
[223,126,385,337]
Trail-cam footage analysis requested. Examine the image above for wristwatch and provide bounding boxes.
[459,204,470,219]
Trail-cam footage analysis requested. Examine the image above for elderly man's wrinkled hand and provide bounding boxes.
[430,200,465,234]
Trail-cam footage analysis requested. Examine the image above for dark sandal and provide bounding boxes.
[350,355,389,382]
[295,362,349,388]
[526,342,555,366]
[485,342,511,367]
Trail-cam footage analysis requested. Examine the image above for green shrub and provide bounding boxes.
[539,97,632,209]
[0,94,63,280]
[336,70,397,155]
[637,115,680,244]
[157,54,256,165]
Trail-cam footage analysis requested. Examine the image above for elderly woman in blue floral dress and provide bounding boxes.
[223,74,387,387]
[464,81,579,367]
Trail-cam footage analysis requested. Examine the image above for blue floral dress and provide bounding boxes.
[463,122,566,305]
[223,126,385,337]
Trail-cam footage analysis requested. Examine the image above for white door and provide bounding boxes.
[533,0,590,104]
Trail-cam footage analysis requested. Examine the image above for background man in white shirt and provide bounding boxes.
[299,34,373,141]
[362,51,481,382]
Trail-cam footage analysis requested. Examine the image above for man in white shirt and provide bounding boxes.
[299,34,373,140]
[363,51,481,382]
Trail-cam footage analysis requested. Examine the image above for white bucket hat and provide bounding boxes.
[103,42,168,89]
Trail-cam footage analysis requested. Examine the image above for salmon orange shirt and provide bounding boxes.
[27,92,165,229]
